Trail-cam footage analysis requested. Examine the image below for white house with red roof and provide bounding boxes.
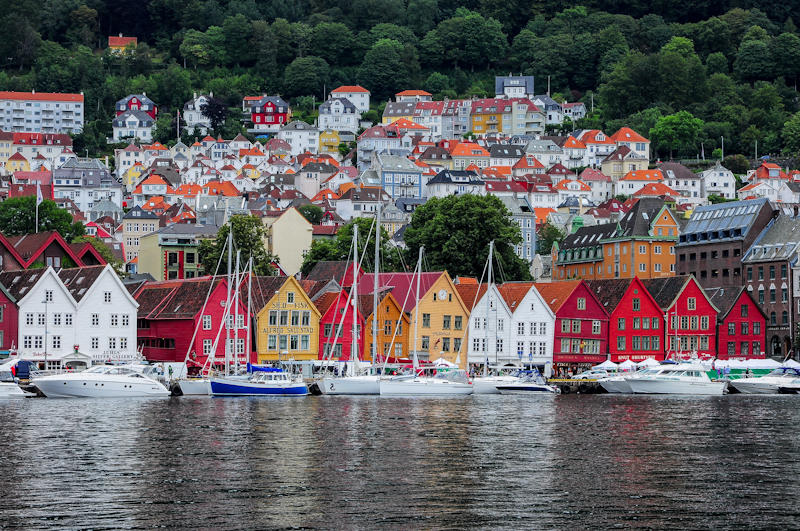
[512,154,546,177]
[700,161,736,199]
[330,85,370,113]
[555,179,592,204]
[395,90,432,103]
[579,167,613,203]
[562,136,587,168]
[617,169,664,195]
[578,129,617,166]
[610,127,650,159]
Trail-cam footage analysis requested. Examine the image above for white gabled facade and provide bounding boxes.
[12,265,138,368]
[466,283,555,373]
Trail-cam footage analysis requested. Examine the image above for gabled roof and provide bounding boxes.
[563,136,586,149]
[610,127,649,143]
[136,277,226,320]
[743,215,800,263]
[57,265,106,302]
[634,182,681,197]
[395,90,432,97]
[497,282,536,313]
[332,85,370,93]
[533,280,581,313]
[357,272,444,312]
[621,169,663,182]
[704,286,760,321]
[579,167,611,182]
[109,35,137,47]
[640,276,716,312]
[585,278,634,314]
[454,283,488,311]
[450,142,489,158]
[554,179,590,191]
[680,198,772,242]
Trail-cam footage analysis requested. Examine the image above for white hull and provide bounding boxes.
[380,378,473,396]
[34,377,170,398]
[496,384,558,394]
[628,379,726,396]
[599,378,633,394]
[319,376,380,395]
[177,378,211,395]
[0,382,28,399]
[472,376,520,395]
[730,377,795,395]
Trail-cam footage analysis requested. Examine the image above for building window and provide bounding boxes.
[421,336,430,350]
[592,320,601,335]
[287,292,295,303]
[728,342,735,356]
[203,315,211,330]
[617,336,625,350]
[618,317,625,330]
[754,322,761,335]
[741,322,749,335]
[45,290,53,302]
[781,264,787,279]
[740,304,748,318]
[110,314,118,327]
[454,316,462,330]
[572,320,581,333]
[269,311,277,326]
[268,335,277,350]
[122,315,129,327]
[577,297,586,310]
[442,315,451,329]
[301,311,310,326]
[422,313,431,328]
[632,298,640,311]
[203,339,212,355]
[783,311,789,325]
[770,288,776,303]
[770,266,775,279]
[728,322,735,335]
[104,291,111,303]
[52,335,61,349]
[687,297,696,311]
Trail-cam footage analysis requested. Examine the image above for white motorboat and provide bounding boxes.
[0,359,31,399]
[319,374,381,395]
[177,378,211,395]
[598,371,642,394]
[729,368,800,394]
[626,364,726,395]
[473,374,525,394]
[33,365,171,398]
[380,370,473,396]
[495,371,559,394]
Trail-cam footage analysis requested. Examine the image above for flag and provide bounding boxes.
[36,183,43,206]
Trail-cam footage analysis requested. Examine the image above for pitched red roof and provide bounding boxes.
[109,35,137,47]
[533,281,581,313]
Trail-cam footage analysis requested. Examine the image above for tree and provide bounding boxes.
[649,111,705,159]
[198,216,277,276]
[72,236,124,275]
[734,38,774,83]
[357,39,407,101]
[402,194,530,280]
[0,197,82,238]
[297,204,323,225]
[308,22,356,65]
[283,56,329,98]
[536,222,565,255]
[722,154,750,175]
[200,96,229,134]
[783,111,800,154]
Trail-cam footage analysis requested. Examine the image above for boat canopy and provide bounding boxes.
[247,363,283,373]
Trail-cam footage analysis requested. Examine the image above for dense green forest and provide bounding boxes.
[3,0,800,160]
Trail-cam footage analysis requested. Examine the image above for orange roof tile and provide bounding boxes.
[391,118,429,130]
[563,136,586,149]
[634,182,680,197]
[611,127,648,144]
[454,283,488,311]
[513,155,545,169]
[450,142,489,158]
[534,280,581,313]
[109,35,137,47]
[533,207,556,224]
[332,85,370,93]
[498,282,535,312]
[621,169,663,181]
[0,91,83,102]
[555,179,591,191]
[396,90,432,96]
[203,181,240,197]
[579,129,615,145]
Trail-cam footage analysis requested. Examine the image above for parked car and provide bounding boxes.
[571,369,610,380]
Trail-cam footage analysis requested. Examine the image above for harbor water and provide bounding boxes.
[1,394,799,529]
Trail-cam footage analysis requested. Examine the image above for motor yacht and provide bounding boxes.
[626,364,726,395]
[379,369,473,396]
[472,372,526,395]
[210,368,307,396]
[0,359,31,399]
[33,365,171,398]
[495,371,559,394]
[598,372,640,394]
[729,368,800,394]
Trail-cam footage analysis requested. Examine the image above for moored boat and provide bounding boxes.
[210,368,307,396]
[379,369,473,396]
[33,365,170,398]
[495,370,559,394]
[626,363,726,395]
[729,368,800,394]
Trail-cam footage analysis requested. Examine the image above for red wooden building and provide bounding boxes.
[535,280,609,374]
[588,277,664,362]
[243,95,290,133]
[315,290,365,361]
[115,94,158,119]
[132,277,252,369]
[643,276,718,360]
[706,286,766,359]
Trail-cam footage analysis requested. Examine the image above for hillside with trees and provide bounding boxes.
[3,1,800,161]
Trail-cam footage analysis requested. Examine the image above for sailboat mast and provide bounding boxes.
[351,224,359,370]
[234,250,241,372]
[372,206,381,363]
[485,240,494,377]
[412,246,423,370]
[225,230,233,376]
[246,256,252,367]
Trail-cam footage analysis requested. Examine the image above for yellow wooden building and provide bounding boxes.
[254,276,321,363]
[410,272,470,368]
[362,291,411,362]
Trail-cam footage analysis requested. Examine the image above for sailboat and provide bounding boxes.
[319,217,382,395]
[379,246,473,396]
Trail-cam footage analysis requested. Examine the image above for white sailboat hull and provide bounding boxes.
[319,376,380,395]
[178,378,211,395]
[627,379,726,395]
[380,378,473,396]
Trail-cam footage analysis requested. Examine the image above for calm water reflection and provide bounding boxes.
[0,394,798,529]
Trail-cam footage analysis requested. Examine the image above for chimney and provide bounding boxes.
[119,33,123,38]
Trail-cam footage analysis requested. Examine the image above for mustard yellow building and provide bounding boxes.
[254,276,320,363]
[5,152,29,173]
[411,272,470,368]
[319,129,341,157]
[122,162,145,190]
[362,291,411,362]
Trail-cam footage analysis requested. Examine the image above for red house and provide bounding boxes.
[132,277,252,370]
[0,231,105,271]
[0,277,20,354]
[643,276,718,360]
[315,290,365,361]
[115,94,158,119]
[535,280,609,374]
[706,286,766,360]
[588,277,664,362]
[243,95,290,133]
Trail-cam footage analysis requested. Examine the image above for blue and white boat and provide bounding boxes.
[495,370,559,394]
[210,367,308,396]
